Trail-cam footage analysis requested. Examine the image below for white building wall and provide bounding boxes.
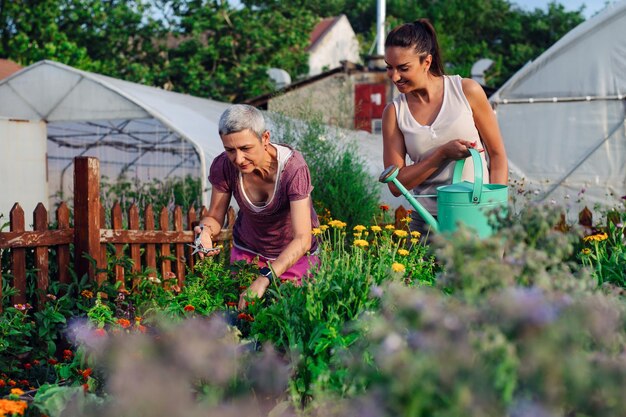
[0,119,48,226]
[308,16,360,76]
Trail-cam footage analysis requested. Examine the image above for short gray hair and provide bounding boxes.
[218,104,266,138]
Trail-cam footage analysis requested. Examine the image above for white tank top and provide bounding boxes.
[393,74,490,214]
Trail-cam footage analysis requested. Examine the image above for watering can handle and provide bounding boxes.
[452,148,483,204]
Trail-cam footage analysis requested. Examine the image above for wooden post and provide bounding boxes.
[173,206,185,286]
[159,207,172,286]
[144,204,156,277]
[112,202,125,287]
[33,203,49,309]
[56,203,71,285]
[128,204,141,274]
[187,207,197,271]
[73,157,101,282]
[10,203,26,305]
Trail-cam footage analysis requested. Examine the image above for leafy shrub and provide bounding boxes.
[269,113,380,228]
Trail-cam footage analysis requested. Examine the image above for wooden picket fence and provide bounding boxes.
[0,157,234,311]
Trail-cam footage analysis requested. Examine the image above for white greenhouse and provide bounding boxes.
[490,0,626,214]
[0,60,231,219]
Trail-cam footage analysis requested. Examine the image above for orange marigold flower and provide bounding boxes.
[116,318,131,329]
[0,398,28,415]
[380,204,390,211]
[8,379,16,386]
[183,304,195,312]
[81,290,94,299]
[10,388,25,396]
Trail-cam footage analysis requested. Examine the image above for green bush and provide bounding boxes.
[269,113,380,227]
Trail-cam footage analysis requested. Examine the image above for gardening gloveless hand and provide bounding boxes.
[238,276,270,310]
[193,225,219,259]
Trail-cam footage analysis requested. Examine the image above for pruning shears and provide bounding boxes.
[188,225,222,256]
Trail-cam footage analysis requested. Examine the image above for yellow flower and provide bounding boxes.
[312,228,322,236]
[353,232,362,238]
[401,216,411,223]
[385,224,395,230]
[411,238,419,245]
[319,225,329,232]
[328,220,347,229]
[583,232,608,242]
[394,230,409,238]
[391,262,405,272]
[10,388,24,396]
[581,248,591,255]
[353,225,366,232]
[353,239,369,247]
[81,290,93,299]
[371,225,382,232]
[411,231,421,238]
[397,249,409,256]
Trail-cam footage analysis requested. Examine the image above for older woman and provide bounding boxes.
[195,104,320,309]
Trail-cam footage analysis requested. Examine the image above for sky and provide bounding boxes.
[513,0,615,18]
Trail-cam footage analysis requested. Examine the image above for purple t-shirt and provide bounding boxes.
[209,144,319,259]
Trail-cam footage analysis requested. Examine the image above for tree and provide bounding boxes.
[161,0,316,102]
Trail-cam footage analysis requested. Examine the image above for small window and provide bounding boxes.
[372,119,383,135]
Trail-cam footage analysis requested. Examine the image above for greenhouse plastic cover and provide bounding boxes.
[490,0,626,214]
[0,60,231,206]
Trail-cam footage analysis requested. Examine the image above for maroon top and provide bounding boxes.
[209,145,319,259]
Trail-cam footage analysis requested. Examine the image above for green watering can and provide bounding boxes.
[379,148,508,238]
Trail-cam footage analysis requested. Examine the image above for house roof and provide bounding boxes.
[307,16,341,52]
[243,61,365,108]
[0,59,22,80]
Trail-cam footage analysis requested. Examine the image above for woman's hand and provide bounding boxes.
[238,275,271,310]
[439,139,477,160]
[192,224,218,259]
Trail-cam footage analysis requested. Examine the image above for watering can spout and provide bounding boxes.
[379,165,440,232]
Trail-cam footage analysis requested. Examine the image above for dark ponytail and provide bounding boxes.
[384,18,445,76]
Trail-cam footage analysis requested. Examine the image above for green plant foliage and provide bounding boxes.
[270,114,381,227]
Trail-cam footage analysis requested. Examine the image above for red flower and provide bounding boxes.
[239,286,248,291]
[116,318,131,329]
[380,204,390,212]
[32,360,40,366]
[94,328,107,337]
[8,379,16,386]
[0,380,6,388]
[80,368,93,379]
[19,379,29,386]
[23,363,32,370]
[47,358,58,365]
[63,349,73,360]
[225,302,237,307]
[237,313,255,322]
[82,383,89,393]
[137,324,147,333]
[183,305,195,312]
